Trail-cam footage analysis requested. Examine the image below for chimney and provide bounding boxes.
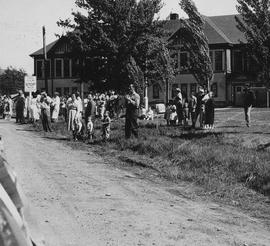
[170,13,179,20]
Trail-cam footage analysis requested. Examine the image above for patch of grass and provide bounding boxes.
[31,111,270,219]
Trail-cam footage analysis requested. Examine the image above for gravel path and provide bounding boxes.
[0,119,269,246]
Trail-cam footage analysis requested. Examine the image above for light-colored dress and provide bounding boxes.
[51,96,60,121]
[67,100,78,131]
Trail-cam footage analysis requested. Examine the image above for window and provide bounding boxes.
[180,52,189,71]
[211,83,218,97]
[236,86,242,93]
[180,84,188,98]
[72,59,79,77]
[64,87,70,96]
[153,84,160,99]
[190,83,197,94]
[209,50,224,72]
[171,52,179,70]
[64,59,71,77]
[215,51,223,71]
[233,51,244,72]
[55,59,63,77]
[172,83,179,98]
[36,60,43,78]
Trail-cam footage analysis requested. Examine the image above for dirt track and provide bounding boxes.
[0,119,269,246]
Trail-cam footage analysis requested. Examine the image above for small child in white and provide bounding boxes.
[86,116,94,141]
[102,111,111,140]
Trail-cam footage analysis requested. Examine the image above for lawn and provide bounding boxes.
[32,107,270,220]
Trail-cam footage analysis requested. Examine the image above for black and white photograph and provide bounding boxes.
[0,0,270,245]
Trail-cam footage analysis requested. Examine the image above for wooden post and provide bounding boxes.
[43,26,48,93]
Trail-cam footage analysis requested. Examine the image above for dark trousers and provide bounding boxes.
[125,117,138,138]
[16,109,25,123]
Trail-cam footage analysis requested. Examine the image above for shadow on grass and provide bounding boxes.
[166,131,223,140]
[41,136,70,141]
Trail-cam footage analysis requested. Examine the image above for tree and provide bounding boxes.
[170,0,213,88]
[0,67,26,95]
[235,0,270,88]
[58,0,174,97]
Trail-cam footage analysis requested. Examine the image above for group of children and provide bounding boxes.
[75,110,111,142]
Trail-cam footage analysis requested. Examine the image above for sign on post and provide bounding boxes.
[24,76,37,93]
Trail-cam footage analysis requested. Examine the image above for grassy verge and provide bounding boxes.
[32,116,270,220]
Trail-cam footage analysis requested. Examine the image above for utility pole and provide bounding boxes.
[43,26,48,93]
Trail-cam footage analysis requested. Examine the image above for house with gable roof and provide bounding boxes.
[148,13,265,106]
[30,14,266,106]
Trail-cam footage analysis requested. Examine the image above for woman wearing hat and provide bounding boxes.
[174,88,183,126]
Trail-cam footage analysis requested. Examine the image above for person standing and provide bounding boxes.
[51,92,60,122]
[16,90,25,124]
[243,83,256,127]
[189,92,197,128]
[193,87,205,129]
[67,94,79,140]
[125,84,140,138]
[40,93,52,132]
[85,94,96,126]
[174,88,183,126]
[204,91,215,129]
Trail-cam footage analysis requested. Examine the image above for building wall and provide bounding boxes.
[148,72,227,105]
[37,78,90,96]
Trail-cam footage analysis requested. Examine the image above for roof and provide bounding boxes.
[29,40,58,57]
[207,14,246,44]
[30,14,247,57]
[168,14,247,45]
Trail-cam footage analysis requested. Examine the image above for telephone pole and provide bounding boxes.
[43,26,48,93]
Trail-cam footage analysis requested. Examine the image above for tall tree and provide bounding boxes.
[235,0,270,88]
[58,0,174,97]
[0,67,26,95]
[171,0,213,88]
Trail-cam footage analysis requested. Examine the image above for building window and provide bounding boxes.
[72,58,79,77]
[210,50,224,72]
[55,59,63,77]
[36,60,43,78]
[172,83,178,98]
[180,52,189,71]
[211,83,218,97]
[180,83,188,98]
[64,59,71,77]
[233,50,244,72]
[64,87,70,96]
[190,83,197,94]
[171,52,179,71]
[153,84,160,99]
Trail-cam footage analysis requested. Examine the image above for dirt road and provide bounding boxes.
[0,120,269,246]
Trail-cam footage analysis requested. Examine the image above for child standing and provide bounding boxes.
[86,116,94,141]
[169,105,177,126]
[102,111,111,140]
[183,99,189,126]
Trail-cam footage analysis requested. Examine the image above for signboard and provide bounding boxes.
[24,76,36,92]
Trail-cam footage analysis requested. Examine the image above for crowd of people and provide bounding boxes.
[165,86,215,129]
[0,83,256,142]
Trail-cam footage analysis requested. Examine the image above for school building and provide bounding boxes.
[30,14,267,106]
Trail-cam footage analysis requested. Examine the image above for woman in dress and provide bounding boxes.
[67,94,79,139]
[204,91,215,129]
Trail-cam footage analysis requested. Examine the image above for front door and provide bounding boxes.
[234,86,243,106]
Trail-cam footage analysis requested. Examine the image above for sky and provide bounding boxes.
[0,0,238,75]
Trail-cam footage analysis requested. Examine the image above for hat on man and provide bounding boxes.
[176,88,181,92]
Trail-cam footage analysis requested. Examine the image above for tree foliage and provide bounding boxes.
[171,0,213,87]
[0,67,26,95]
[58,0,174,95]
[236,0,270,87]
